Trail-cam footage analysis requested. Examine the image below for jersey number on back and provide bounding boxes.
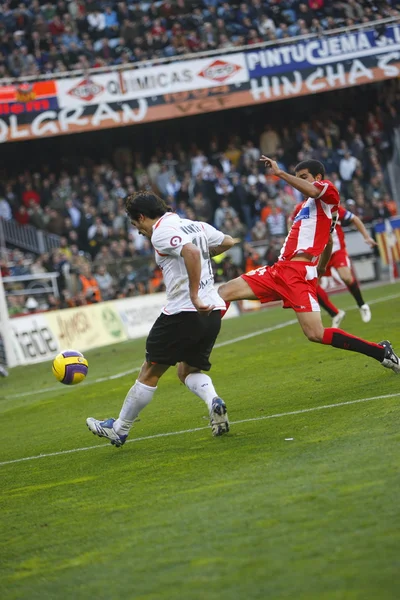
[192,236,213,276]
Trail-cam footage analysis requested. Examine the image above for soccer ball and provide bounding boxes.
[52,349,89,385]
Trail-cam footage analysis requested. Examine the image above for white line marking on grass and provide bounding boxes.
[1,391,399,468]
[4,290,400,401]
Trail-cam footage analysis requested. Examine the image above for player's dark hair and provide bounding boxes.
[125,191,171,221]
[295,160,325,179]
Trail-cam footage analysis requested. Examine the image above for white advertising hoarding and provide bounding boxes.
[56,54,248,108]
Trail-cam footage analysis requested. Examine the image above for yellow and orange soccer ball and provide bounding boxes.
[52,349,89,385]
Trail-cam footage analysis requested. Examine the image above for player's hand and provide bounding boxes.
[364,236,378,248]
[260,155,281,175]
[191,296,215,315]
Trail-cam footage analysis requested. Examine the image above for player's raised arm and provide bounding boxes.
[260,156,321,198]
[350,214,377,248]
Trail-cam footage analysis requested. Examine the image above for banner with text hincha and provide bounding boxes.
[245,24,400,105]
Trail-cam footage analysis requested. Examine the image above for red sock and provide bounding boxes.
[322,328,384,361]
[221,301,231,318]
[317,285,339,317]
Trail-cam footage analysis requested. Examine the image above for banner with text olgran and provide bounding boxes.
[0,53,249,143]
[44,302,127,352]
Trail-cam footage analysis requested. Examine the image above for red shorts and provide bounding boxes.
[242,261,320,313]
[325,249,350,276]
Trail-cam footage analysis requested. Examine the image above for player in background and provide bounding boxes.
[87,191,235,447]
[218,158,400,374]
[290,202,377,327]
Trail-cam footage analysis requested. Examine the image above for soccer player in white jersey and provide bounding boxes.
[218,158,400,374]
[87,191,235,447]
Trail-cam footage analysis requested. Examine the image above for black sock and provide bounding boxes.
[347,281,365,308]
[328,330,385,361]
[317,293,338,317]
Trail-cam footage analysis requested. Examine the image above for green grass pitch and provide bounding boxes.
[1,283,400,600]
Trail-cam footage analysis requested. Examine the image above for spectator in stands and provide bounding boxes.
[78,263,102,304]
[214,198,238,229]
[0,196,12,221]
[266,205,287,239]
[95,264,115,301]
[260,125,281,158]
[339,150,359,196]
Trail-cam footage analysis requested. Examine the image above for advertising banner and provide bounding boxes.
[0,80,58,117]
[44,301,127,352]
[115,293,167,340]
[374,216,400,265]
[0,54,249,143]
[246,24,400,104]
[10,313,60,364]
[56,54,248,107]
[2,26,400,143]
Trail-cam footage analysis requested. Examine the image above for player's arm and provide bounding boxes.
[209,235,238,257]
[349,214,377,248]
[260,156,321,198]
[181,243,215,314]
[317,235,333,278]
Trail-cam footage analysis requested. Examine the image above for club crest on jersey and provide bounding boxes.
[294,206,310,223]
[170,235,182,247]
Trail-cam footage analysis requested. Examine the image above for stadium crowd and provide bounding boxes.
[1,78,399,316]
[0,0,399,79]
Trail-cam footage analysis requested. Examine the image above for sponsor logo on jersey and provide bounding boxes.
[170,235,182,247]
[294,206,310,223]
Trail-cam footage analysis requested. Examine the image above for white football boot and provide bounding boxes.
[86,417,127,447]
[332,309,346,328]
[360,304,371,323]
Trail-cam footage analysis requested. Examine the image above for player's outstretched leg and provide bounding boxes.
[316,284,346,327]
[178,364,229,436]
[297,312,400,373]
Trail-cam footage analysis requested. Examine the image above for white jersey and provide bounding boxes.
[151,213,226,315]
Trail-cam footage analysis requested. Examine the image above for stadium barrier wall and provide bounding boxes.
[8,290,240,366]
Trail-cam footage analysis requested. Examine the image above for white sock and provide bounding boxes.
[184,372,218,411]
[113,380,157,435]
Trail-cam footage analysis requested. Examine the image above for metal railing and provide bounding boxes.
[0,218,61,255]
[1,16,398,84]
[3,272,60,298]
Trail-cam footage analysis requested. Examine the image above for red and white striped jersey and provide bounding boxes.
[282,180,340,263]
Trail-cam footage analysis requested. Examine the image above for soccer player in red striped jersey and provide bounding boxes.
[219,158,400,374]
[290,202,377,328]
